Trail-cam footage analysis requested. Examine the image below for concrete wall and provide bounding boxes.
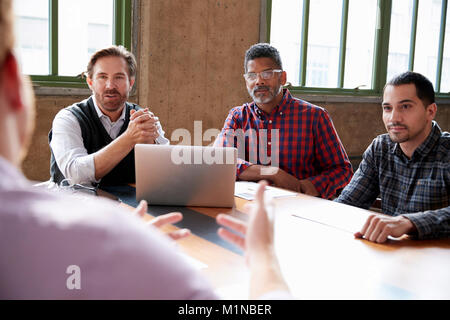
[22,0,450,181]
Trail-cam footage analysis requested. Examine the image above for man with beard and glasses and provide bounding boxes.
[215,43,352,199]
[0,0,291,300]
[49,46,169,187]
[335,71,449,243]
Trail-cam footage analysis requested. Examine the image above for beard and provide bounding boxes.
[387,128,409,143]
[95,88,129,112]
[386,122,426,144]
[248,83,282,104]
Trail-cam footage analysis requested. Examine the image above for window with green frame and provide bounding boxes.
[267,0,450,97]
[14,0,132,88]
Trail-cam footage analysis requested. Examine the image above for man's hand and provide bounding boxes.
[355,213,417,243]
[134,200,191,240]
[216,181,274,264]
[270,167,319,196]
[125,108,160,145]
[216,181,290,298]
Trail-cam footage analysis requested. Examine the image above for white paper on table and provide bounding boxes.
[234,181,298,200]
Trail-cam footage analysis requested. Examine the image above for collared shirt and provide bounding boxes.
[335,121,450,240]
[92,95,127,139]
[215,89,353,199]
[0,156,292,299]
[50,96,170,185]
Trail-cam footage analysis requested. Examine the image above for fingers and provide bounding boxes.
[254,180,268,209]
[355,214,374,239]
[133,114,159,125]
[218,227,245,251]
[216,214,247,235]
[130,108,155,121]
[135,122,160,135]
[133,200,148,218]
[355,214,395,244]
[376,228,391,244]
[168,228,191,241]
[150,212,183,228]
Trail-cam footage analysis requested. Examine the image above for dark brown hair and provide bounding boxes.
[385,71,435,107]
[85,45,137,79]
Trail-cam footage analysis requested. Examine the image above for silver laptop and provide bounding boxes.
[135,144,237,207]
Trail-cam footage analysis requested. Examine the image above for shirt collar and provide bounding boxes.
[391,120,442,159]
[91,95,126,123]
[412,120,442,158]
[253,88,291,118]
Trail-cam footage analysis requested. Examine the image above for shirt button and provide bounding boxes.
[280,112,283,115]
[268,142,271,145]
[269,120,272,124]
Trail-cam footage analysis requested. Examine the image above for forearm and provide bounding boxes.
[93,134,134,180]
[249,250,290,299]
[307,162,353,199]
[238,164,273,181]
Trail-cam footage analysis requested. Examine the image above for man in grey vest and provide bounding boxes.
[49,45,169,187]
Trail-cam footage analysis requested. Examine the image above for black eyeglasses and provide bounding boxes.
[243,69,282,82]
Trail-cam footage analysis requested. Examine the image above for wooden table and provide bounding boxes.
[116,187,450,300]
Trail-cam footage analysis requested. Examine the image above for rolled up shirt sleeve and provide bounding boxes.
[50,109,98,185]
[155,120,170,145]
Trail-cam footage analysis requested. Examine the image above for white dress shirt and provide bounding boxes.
[50,96,169,185]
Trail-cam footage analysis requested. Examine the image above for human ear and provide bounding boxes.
[280,71,287,86]
[0,52,23,111]
[426,103,437,120]
[86,76,93,90]
[129,77,135,91]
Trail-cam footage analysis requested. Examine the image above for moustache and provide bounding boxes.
[387,123,408,129]
[103,89,121,96]
[252,86,270,93]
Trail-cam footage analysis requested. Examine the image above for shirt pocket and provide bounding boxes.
[409,179,449,212]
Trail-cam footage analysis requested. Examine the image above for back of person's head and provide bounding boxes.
[0,0,35,165]
[244,43,283,73]
[0,0,15,67]
[86,45,137,79]
[385,71,435,106]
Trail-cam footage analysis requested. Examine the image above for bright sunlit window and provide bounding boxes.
[269,0,450,95]
[14,0,131,87]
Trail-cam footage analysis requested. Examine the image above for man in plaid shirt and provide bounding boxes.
[215,43,353,199]
[336,71,449,243]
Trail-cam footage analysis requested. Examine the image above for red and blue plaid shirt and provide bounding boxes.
[215,89,353,199]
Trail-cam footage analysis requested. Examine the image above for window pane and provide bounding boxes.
[14,0,49,75]
[270,0,303,86]
[439,2,450,93]
[306,0,342,87]
[344,0,377,89]
[59,0,113,76]
[413,0,442,89]
[386,0,414,83]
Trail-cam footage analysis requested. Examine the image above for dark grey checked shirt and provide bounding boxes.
[336,121,449,240]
